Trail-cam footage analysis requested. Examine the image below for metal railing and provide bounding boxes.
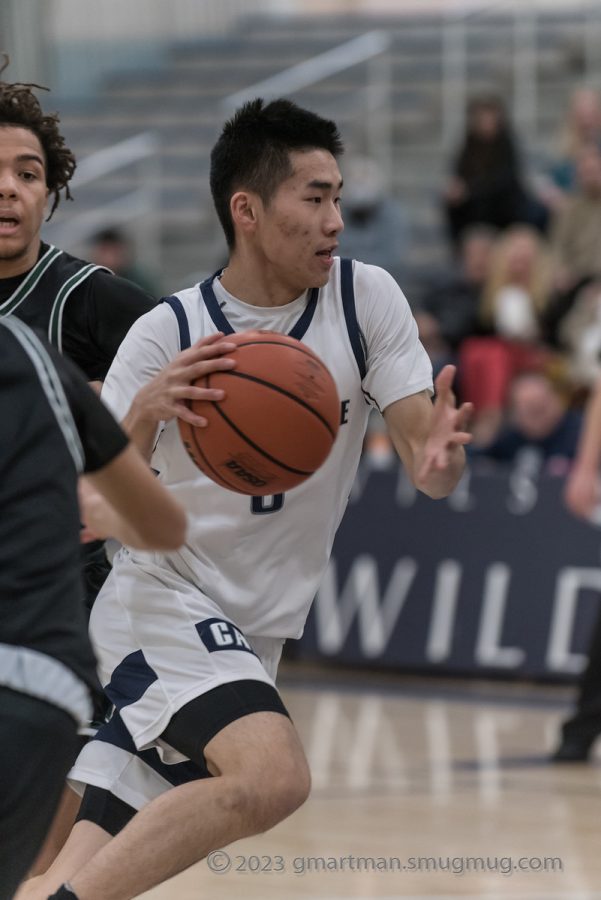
[222,30,394,185]
[24,0,601,291]
[442,0,601,151]
[43,132,161,276]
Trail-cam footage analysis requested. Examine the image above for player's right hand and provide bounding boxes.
[132,332,237,427]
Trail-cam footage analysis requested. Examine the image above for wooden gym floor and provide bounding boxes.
[142,664,601,900]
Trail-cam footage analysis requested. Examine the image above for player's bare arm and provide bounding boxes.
[384,364,472,499]
[79,444,187,549]
[122,333,237,460]
[564,374,601,518]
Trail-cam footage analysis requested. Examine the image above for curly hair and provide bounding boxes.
[0,58,76,218]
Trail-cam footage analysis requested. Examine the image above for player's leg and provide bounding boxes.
[552,600,601,760]
[0,689,80,899]
[14,821,109,900]
[38,567,304,897]
[20,726,201,898]
[25,634,289,896]
[62,707,310,900]
[25,546,115,879]
[26,784,82,877]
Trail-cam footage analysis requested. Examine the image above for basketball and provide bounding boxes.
[178,331,340,495]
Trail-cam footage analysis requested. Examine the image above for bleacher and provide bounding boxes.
[45,9,598,294]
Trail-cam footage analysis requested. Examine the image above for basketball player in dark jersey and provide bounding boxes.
[0,316,187,899]
[0,71,157,872]
[0,71,156,384]
[0,72,157,600]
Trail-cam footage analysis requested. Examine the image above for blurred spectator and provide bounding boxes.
[470,371,581,474]
[549,142,601,293]
[539,86,601,213]
[458,225,555,445]
[338,155,408,284]
[363,411,395,469]
[89,227,158,296]
[442,95,546,250]
[554,278,601,389]
[414,225,496,375]
[365,225,492,468]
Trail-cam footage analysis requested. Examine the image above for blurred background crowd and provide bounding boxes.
[360,73,601,466]
[5,0,601,467]
[411,85,601,465]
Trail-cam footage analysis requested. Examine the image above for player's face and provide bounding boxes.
[0,126,49,276]
[255,149,344,293]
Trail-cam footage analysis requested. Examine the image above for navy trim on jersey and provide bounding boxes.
[287,286,319,340]
[198,272,234,335]
[198,270,319,340]
[165,264,362,360]
[104,650,158,711]
[95,709,137,753]
[362,387,382,413]
[161,296,191,351]
[95,711,210,783]
[340,258,367,380]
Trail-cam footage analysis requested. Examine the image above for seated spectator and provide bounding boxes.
[459,225,555,445]
[88,227,158,296]
[549,142,601,294]
[470,371,582,474]
[555,278,601,389]
[539,86,601,212]
[415,225,496,375]
[363,410,396,469]
[337,155,408,284]
[442,95,546,250]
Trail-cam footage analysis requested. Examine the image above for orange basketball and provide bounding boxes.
[178,331,340,495]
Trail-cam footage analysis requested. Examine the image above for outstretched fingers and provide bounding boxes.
[453,401,473,442]
[434,364,457,404]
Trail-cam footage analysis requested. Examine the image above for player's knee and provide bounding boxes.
[218,756,309,834]
[254,752,311,830]
[279,756,311,817]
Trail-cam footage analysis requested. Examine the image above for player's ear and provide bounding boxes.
[230,191,259,236]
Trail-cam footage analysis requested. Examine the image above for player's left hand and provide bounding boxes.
[78,476,109,543]
[418,365,473,482]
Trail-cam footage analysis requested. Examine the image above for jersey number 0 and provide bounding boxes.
[251,494,284,515]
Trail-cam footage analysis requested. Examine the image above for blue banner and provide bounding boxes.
[295,460,601,680]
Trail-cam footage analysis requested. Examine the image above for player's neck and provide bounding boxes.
[220,256,306,308]
[0,239,43,279]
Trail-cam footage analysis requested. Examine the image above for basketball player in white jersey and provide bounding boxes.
[29,98,472,900]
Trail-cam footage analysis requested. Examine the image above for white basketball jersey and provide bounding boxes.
[101,258,432,639]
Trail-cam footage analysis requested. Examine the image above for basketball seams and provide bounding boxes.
[181,377,257,494]
[179,333,338,494]
[183,421,255,494]
[208,400,313,476]
[216,369,337,439]
[233,338,330,373]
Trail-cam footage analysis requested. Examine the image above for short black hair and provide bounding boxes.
[210,97,344,249]
[0,62,75,218]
